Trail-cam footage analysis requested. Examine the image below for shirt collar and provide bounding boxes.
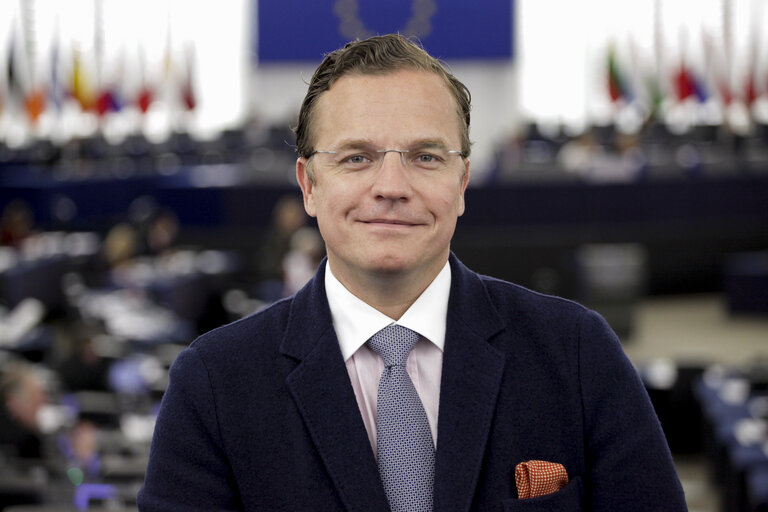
[325,260,451,361]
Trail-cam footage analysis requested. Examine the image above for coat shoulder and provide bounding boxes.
[188,296,294,359]
[477,273,589,323]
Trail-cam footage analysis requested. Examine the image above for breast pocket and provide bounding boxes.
[500,476,583,511]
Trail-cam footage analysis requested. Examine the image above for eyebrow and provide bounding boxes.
[332,139,377,151]
[330,138,452,151]
[407,139,451,151]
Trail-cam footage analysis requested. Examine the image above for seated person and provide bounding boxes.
[0,362,49,459]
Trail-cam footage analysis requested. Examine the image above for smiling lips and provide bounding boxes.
[361,218,421,227]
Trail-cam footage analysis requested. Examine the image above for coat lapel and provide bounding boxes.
[433,255,507,512]
[280,256,506,512]
[280,263,390,512]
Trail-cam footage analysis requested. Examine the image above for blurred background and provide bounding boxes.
[0,0,767,510]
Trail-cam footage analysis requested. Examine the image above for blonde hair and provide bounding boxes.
[294,34,471,170]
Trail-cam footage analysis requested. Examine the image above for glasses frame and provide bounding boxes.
[307,148,466,172]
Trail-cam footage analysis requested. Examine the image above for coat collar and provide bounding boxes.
[280,255,507,512]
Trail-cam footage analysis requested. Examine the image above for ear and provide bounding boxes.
[296,158,317,218]
[457,159,470,217]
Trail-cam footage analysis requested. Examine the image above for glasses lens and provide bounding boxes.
[312,147,462,172]
[407,148,455,171]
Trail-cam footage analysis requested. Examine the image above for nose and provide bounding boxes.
[371,150,412,201]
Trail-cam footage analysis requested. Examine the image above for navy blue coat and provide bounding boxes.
[138,254,687,511]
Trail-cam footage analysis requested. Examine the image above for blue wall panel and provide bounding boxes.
[256,0,513,62]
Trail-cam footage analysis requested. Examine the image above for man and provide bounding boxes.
[138,34,687,511]
[0,362,49,459]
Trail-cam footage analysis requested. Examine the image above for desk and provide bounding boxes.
[695,375,768,512]
[0,256,70,311]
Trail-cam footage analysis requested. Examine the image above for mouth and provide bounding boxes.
[361,219,420,227]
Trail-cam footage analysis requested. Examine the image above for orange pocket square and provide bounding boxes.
[514,460,569,499]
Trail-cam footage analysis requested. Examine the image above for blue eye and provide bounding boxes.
[344,155,369,164]
[411,152,446,170]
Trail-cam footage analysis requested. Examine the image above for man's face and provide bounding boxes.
[296,69,470,285]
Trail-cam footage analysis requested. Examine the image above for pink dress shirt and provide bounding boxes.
[324,262,450,454]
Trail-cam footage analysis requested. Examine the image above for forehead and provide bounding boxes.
[312,69,462,148]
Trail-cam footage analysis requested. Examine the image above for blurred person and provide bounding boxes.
[614,132,648,179]
[255,195,308,301]
[557,129,602,174]
[281,226,325,296]
[57,419,101,478]
[55,336,110,392]
[144,208,180,258]
[90,223,139,287]
[0,362,49,459]
[139,34,686,511]
[70,420,98,464]
[103,223,139,270]
[558,130,647,182]
[492,130,524,179]
[0,199,36,248]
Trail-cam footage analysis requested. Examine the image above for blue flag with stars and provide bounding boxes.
[256,0,513,63]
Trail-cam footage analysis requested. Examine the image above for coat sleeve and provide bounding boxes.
[137,347,242,512]
[578,309,688,511]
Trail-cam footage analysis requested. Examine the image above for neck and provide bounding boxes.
[328,258,447,320]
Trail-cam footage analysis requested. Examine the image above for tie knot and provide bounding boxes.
[366,324,421,367]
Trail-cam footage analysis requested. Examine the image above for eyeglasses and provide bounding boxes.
[308,145,466,173]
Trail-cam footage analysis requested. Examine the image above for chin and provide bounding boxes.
[363,254,417,275]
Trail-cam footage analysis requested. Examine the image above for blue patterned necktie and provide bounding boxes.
[367,324,435,512]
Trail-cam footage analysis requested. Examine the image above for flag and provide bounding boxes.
[673,62,696,101]
[23,88,45,123]
[95,56,125,117]
[690,71,709,103]
[70,49,95,111]
[744,71,758,106]
[717,77,733,106]
[7,24,46,123]
[180,44,196,111]
[703,32,732,106]
[135,47,154,114]
[136,85,154,114]
[743,31,760,107]
[95,88,121,117]
[607,45,632,103]
[48,37,65,111]
[763,65,768,101]
[6,32,25,103]
[180,75,196,111]
[645,74,664,119]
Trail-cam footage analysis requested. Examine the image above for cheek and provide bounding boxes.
[427,184,466,214]
[313,193,349,235]
[314,189,341,217]
[314,179,361,214]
